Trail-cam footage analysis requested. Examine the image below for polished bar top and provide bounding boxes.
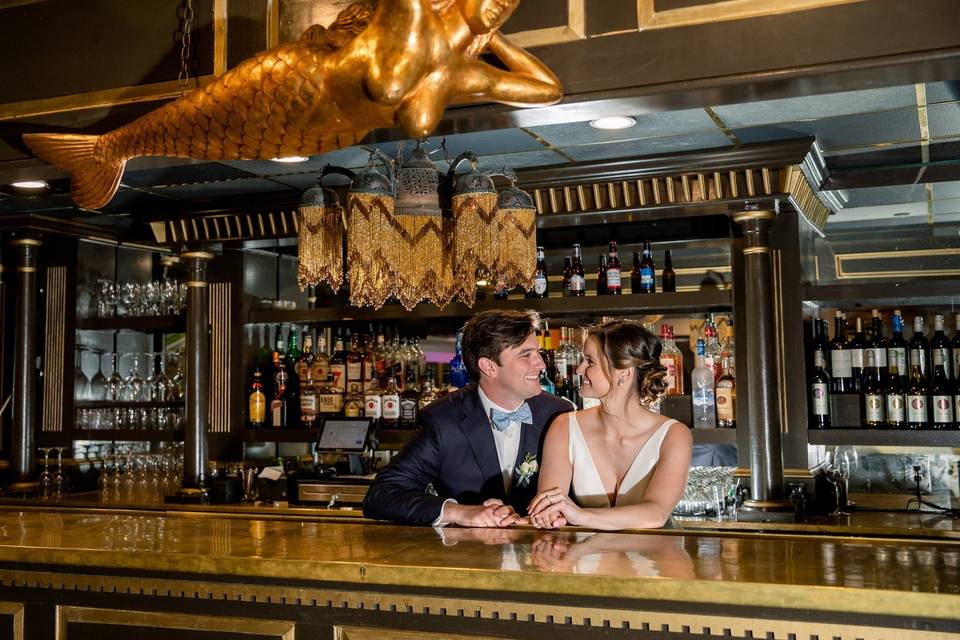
[0,509,957,619]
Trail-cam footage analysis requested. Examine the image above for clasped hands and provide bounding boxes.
[445,487,579,529]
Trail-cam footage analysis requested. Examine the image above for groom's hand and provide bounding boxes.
[445,499,523,528]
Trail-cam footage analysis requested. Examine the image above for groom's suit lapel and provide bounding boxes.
[458,385,506,501]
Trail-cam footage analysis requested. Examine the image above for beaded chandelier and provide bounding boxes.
[297,147,538,310]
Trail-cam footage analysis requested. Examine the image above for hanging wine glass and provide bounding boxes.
[74,346,90,401]
[121,353,145,402]
[89,349,108,401]
[106,352,123,402]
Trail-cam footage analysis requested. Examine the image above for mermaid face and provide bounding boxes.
[462,0,519,34]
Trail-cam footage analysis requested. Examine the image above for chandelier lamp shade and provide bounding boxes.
[296,147,539,310]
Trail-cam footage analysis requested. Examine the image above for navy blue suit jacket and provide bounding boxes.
[362,384,573,525]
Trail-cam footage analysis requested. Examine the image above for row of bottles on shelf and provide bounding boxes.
[809,310,960,430]
[495,241,677,299]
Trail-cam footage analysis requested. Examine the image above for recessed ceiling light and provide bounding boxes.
[589,116,637,130]
[271,156,309,163]
[10,180,47,189]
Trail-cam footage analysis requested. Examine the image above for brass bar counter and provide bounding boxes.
[0,508,957,639]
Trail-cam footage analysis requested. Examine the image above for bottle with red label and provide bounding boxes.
[605,241,622,295]
[658,325,684,395]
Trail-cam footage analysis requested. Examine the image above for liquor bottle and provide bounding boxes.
[720,317,736,377]
[691,339,716,429]
[361,334,376,392]
[715,355,736,428]
[381,377,401,428]
[317,373,343,417]
[399,368,420,428]
[343,383,363,418]
[541,322,557,380]
[661,249,676,293]
[270,351,289,428]
[638,240,656,293]
[363,376,382,425]
[953,314,960,385]
[630,251,641,294]
[311,332,329,389]
[811,315,830,377]
[605,241,622,295]
[883,361,906,429]
[554,327,570,386]
[703,320,722,381]
[906,363,929,430]
[659,325,684,396]
[849,317,867,392]
[562,256,573,297]
[931,314,952,381]
[346,330,363,389]
[867,309,887,384]
[564,327,584,395]
[247,361,266,429]
[537,327,556,394]
[596,254,608,295]
[860,350,884,428]
[329,331,347,395]
[449,330,469,389]
[886,310,908,383]
[299,345,318,428]
[809,351,831,429]
[274,324,286,364]
[909,315,929,382]
[830,311,854,393]
[529,246,549,298]
[419,369,439,408]
[569,244,586,297]
[930,354,955,429]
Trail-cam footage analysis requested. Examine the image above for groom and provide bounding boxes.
[363,309,572,527]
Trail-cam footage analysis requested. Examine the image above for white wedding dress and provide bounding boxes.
[567,412,676,508]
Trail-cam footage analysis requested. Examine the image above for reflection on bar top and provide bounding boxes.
[0,510,957,618]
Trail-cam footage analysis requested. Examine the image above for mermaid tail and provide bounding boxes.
[22,133,124,210]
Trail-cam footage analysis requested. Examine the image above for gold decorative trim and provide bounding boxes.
[266,0,280,49]
[742,246,770,255]
[186,281,209,288]
[42,266,66,433]
[506,0,586,48]
[732,211,776,223]
[209,283,232,434]
[336,627,505,640]
[56,606,295,640]
[834,248,960,280]
[637,0,865,31]
[14,267,37,272]
[742,499,795,510]
[180,251,215,260]
[0,569,942,640]
[213,0,229,77]
[10,238,42,247]
[0,601,25,640]
[772,249,788,435]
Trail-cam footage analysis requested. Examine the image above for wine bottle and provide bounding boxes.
[716,355,736,428]
[908,315,929,382]
[606,241,622,295]
[569,244,586,297]
[930,354,955,430]
[952,313,960,384]
[811,315,831,378]
[860,350,884,428]
[661,249,676,293]
[809,351,831,429]
[883,361,906,429]
[596,254,608,295]
[639,240,656,294]
[830,311,854,393]
[868,309,888,385]
[529,245,549,298]
[630,251,641,294]
[849,316,867,393]
[906,363,929,430]
[886,310,908,383]
[931,314,952,380]
[562,256,572,298]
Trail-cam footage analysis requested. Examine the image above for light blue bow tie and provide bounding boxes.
[490,402,532,431]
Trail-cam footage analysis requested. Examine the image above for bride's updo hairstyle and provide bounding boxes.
[586,319,668,406]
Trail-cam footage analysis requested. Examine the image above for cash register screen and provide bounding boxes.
[316,418,372,452]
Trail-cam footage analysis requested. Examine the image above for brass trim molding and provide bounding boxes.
[742,246,770,255]
[0,569,945,640]
[637,0,865,31]
[732,210,776,223]
[14,266,37,273]
[180,251,215,260]
[213,0,229,77]
[0,601,25,640]
[834,248,960,280]
[10,238,42,247]
[42,266,67,433]
[186,281,209,288]
[505,0,586,48]
[56,606,295,640]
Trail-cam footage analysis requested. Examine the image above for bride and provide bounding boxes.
[528,320,692,530]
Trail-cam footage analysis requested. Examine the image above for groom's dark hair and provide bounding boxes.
[461,309,539,382]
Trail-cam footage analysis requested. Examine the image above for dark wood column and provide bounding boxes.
[178,251,213,498]
[731,210,794,516]
[7,237,41,491]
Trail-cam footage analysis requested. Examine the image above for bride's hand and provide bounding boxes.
[528,487,584,529]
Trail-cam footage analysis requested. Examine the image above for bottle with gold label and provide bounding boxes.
[299,348,318,428]
[715,355,736,428]
[344,383,363,418]
[248,361,266,429]
[318,373,343,417]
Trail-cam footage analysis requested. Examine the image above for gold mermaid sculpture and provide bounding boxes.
[23,0,562,210]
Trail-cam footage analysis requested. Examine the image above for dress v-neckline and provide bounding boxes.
[573,414,670,507]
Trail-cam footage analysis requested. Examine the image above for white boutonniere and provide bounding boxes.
[516,453,539,488]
